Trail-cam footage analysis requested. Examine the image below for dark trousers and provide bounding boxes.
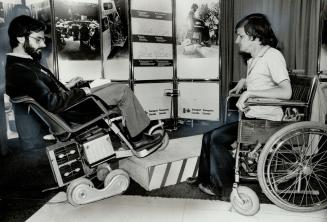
[13,103,47,151]
[198,122,238,189]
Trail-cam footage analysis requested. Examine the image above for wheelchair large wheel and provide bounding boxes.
[230,186,260,216]
[258,121,327,212]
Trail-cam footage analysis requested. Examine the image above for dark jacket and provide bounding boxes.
[6,55,86,113]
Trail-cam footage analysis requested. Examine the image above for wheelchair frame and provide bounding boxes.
[10,95,169,206]
[227,75,327,215]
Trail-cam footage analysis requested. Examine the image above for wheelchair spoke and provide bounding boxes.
[310,150,327,170]
[311,172,327,201]
[312,171,327,184]
[305,178,318,206]
[274,149,299,166]
[314,162,327,169]
[306,136,327,164]
[284,137,301,159]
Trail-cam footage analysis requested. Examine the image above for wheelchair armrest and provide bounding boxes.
[245,98,307,107]
[227,93,241,98]
[10,95,110,136]
[10,95,36,104]
[225,94,240,106]
[63,95,108,115]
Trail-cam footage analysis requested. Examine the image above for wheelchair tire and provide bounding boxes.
[257,121,327,212]
[67,177,94,206]
[104,169,130,192]
[230,186,260,216]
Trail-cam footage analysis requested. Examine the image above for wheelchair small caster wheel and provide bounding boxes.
[104,169,130,192]
[96,163,111,181]
[230,186,260,216]
[67,178,94,206]
[151,129,169,151]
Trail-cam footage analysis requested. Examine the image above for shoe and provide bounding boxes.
[186,177,199,186]
[198,183,216,196]
[132,133,163,150]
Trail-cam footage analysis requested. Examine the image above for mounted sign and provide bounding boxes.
[178,82,219,121]
[134,83,173,120]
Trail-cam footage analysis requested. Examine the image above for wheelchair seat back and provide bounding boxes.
[11,96,69,136]
[289,74,318,120]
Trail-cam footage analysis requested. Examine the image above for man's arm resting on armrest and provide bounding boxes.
[236,79,292,111]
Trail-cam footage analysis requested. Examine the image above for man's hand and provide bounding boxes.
[65,77,83,89]
[236,91,251,112]
[229,78,246,95]
[81,87,91,95]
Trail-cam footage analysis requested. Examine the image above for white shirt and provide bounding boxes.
[245,46,290,121]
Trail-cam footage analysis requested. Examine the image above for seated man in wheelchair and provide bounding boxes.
[5,15,163,151]
[186,13,292,198]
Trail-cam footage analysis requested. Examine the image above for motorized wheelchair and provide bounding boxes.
[226,74,327,215]
[10,95,169,206]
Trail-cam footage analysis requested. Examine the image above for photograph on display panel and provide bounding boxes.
[176,0,220,79]
[26,0,53,71]
[102,0,129,80]
[130,0,173,80]
[53,0,100,61]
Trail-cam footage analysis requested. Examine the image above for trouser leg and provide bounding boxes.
[209,122,238,188]
[197,131,212,184]
[198,122,238,188]
[93,83,150,137]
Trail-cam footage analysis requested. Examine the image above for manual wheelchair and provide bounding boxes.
[226,74,327,215]
[10,95,169,206]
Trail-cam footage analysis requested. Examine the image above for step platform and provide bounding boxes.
[119,135,202,191]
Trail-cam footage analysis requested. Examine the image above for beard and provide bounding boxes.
[23,40,42,61]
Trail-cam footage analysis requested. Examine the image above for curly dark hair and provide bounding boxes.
[235,13,278,48]
[8,15,46,49]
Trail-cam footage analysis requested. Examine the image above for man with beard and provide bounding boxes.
[5,15,162,151]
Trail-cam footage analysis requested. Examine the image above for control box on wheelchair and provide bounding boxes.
[226,75,327,215]
[10,95,169,206]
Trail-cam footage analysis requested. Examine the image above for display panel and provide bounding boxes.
[176,0,220,79]
[102,0,129,80]
[53,0,101,82]
[131,0,173,80]
[178,82,219,121]
[134,83,173,120]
